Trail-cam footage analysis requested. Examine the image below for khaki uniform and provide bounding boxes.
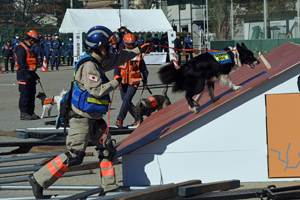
[33,47,142,191]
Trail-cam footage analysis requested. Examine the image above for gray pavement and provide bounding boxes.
[1,64,300,199]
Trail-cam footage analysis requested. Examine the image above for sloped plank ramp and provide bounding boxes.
[116,42,300,157]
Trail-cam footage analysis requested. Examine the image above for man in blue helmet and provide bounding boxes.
[27,25,152,199]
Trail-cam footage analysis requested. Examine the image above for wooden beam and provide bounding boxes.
[115,180,202,200]
[0,130,19,138]
[178,179,240,197]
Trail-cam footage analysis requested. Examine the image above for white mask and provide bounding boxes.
[55,36,58,39]
[16,36,19,39]
[69,38,72,41]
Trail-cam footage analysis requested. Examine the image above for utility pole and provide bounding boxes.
[70,0,73,8]
[263,0,269,39]
[231,0,233,39]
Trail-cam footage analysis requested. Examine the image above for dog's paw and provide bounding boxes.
[193,101,200,107]
[189,106,197,113]
[233,85,242,91]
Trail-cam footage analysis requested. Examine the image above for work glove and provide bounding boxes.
[138,43,154,54]
[109,32,120,45]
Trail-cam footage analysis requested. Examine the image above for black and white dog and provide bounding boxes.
[135,85,171,125]
[158,43,260,113]
[36,90,67,118]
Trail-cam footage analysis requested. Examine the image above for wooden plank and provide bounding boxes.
[260,54,271,69]
[0,130,19,138]
[115,180,202,200]
[178,179,240,197]
[28,146,69,153]
[116,42,300,158]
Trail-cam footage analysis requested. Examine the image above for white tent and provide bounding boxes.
[59,9,173,33]
[59,9,175,63]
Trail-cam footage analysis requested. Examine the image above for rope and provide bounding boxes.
[99,45,153,144]
[155,44,230,53]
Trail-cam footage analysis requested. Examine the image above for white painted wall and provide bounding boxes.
[122,64,300,186]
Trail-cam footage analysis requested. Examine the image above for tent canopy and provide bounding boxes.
[59,9,173,33]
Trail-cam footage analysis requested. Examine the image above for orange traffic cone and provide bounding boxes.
[41,56,50,72]
[173,53,180,69]
[258,51,261,59]
[0,66,3,74]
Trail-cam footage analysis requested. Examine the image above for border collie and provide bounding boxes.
[158,43,260,113]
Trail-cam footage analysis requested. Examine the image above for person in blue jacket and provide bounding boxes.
[137,32,144,45]
[184,32,193,61]
[65,36,73,66]
[44,34,52,66]
[59,34,65,65]
[174,32,182,65]
[11,33,22,71]
[1,39,14,73]
[33,36,42,66]
[50,33,61,70]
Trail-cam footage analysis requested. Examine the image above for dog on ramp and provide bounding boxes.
[36,90,67,118]
[158,43,260,113]
[135,85,171,125]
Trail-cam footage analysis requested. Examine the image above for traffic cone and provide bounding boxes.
[41,56,50,72]
[258,51,261,59]
[173,53,180,69]
[0,65,3,74]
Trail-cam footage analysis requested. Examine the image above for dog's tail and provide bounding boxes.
[158,62,185,92]
[162,85,169,98]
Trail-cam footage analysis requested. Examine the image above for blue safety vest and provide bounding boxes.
[71,54,110,114]
[208,51,232,65]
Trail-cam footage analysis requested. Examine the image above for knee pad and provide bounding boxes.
[98,139,117,161]
[65,149,86,166]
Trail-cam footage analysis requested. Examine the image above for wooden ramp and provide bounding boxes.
[116,42,300,157]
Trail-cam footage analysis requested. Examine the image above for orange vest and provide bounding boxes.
[43,96,55,105]
[119,55,143,86]
[15,42,37,71]
[147,96,157,109]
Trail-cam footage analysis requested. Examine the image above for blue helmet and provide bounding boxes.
[84,26,112,50]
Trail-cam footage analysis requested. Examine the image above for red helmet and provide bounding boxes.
[123,33,136,48]
[27,30,39,40]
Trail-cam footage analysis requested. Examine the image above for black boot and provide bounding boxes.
[28,174,44,199]
[20,112,34,120]
[56,66,59,70]
[67,62,70,66]
[71,62,73,66]
[51,66,54,70]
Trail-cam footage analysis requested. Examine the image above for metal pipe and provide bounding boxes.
[0,141,66,147]
[1,152,65,163]
[0,160,96,174]
[61,186,104,200]
[40,134,57,141]
[0,170,95,184]
[0,185,99,190]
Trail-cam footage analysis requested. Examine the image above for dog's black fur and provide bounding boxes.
[135,85,171,125]
[158,43,260,113]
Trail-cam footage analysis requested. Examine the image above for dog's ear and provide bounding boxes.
[241,42,247,49]
[236,43,243,53]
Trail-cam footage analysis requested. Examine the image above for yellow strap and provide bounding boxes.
[87,97,109,105]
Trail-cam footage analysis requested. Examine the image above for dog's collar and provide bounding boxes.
[228,47,241,67]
